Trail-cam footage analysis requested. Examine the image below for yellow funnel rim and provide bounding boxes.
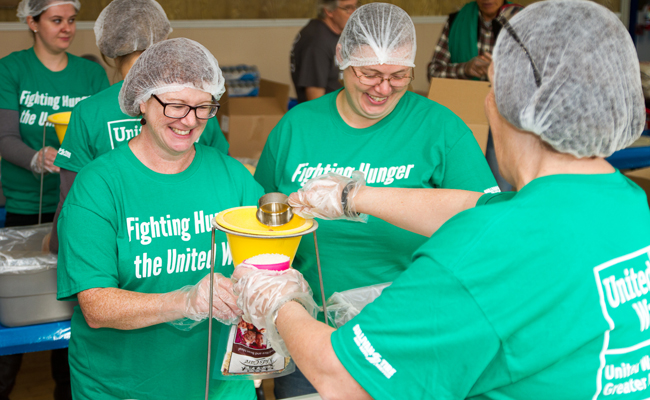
[214,206,314,236]
[47,111,71,125]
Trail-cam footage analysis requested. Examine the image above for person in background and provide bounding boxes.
[46,0,230,254]
[255,3,497,398]
[235,1,650,398]
[428,0,522,192]
[290,0,357,103]
[0,0,108,398]
[56,38,264,400]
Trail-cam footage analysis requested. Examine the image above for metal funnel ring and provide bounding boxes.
[256,192,293,226]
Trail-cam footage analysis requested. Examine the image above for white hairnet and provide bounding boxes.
[17,0,80,23]
[119,38,226,117]
[493,0,645,158]
[337,3,416,69]
[94,0,172,59]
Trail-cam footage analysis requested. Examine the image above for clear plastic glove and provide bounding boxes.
[160,273,241,331]
[326,282,391,328]
[232,264,318,357]
[288,171,368,222]
[30,146,60,174]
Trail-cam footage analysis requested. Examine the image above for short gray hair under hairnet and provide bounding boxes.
[17,0,80,23]
[336,3,416,69]
[94,0,172,59]
[493,0,644,158]
[119,38,226,117]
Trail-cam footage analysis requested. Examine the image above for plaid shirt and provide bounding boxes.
[428,6,523,81]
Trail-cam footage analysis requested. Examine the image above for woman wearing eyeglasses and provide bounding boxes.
[254,3,497,398]
[45,0,229,254]
[55,38,263,400]
[237,1,649,399]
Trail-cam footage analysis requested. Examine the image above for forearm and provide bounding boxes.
[305,87,326,101]
[50,168,77,255]
[277,301,371,400]
[0,109,37,170]
[354,186,483,236]
[78,287,186,330]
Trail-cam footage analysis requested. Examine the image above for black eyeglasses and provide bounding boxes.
[337,4,357,14]
[350,66,413,88]
[496,14,542,88]
[151,94,220,119]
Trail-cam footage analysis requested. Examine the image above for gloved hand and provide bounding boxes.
[30,146,60,174]
[232,264,318,356]
[288,171,368,222]
[161,273,241,331]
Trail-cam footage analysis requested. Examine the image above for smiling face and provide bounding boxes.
[139,87,213,158]
[339,63,411,128]
[27,4,77,54]
[476,0,505,21]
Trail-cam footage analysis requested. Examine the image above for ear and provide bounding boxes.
[139,101,147,115]
[26,16,37,32]
[335,43,343,65]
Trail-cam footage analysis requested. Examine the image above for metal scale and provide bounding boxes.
[204,193,327,399]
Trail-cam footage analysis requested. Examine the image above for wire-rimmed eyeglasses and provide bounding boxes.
[151,94,220,119]
[350,66,413,88]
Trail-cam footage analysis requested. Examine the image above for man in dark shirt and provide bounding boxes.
[290,0,358,104]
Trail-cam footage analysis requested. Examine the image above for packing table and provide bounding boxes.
[0,320,70,356]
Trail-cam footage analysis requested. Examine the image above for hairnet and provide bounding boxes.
[492,0,644,158]
[119,38,226,117]
[94,0,172,59]
[17,0,80,23]
[336,3,416,69]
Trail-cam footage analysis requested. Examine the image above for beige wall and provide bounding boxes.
[0,20,444,96]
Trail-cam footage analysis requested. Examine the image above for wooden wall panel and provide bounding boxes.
[0,0,621,22]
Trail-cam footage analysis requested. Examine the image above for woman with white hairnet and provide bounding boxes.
[46,0,229,254]
[254,4,496,397]
[0,0,108,399]
[234,1,650,398]
[55,38,262,399]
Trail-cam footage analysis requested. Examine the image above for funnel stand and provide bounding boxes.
[313,231,328,326]
[205,228,216,400]
[38,124,47,225]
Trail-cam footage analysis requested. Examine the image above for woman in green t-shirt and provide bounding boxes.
[234,2,650,399]
[0,0,108,228]
[0,1,108,399]
[57,38,261,400]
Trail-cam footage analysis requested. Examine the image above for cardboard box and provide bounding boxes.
[427,78,491,154]
[218,79,289,159]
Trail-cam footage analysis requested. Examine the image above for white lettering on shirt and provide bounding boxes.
[352,324,396,379]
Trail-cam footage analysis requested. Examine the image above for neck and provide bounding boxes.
[129,129,196,174]
[479,10,497,22]
[512,141,615,190]
[336,89,382,129]
[118,51,143,79]
[33,42,68,72]
[321,16,342,35]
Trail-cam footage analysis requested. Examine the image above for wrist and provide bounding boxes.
[341,181,360,218]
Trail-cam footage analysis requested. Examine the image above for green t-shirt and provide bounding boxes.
[57,143,264,400]
[332,172,650,399]
[0,48,109,214]
[54,80,229,173]
[254,89,498,315]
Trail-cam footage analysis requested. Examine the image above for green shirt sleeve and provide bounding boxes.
[54,100,93,172]
[477,191,516,206]
[0,56,18,111]
[199,117,230,155]
[331,251,502,399]
[254,120,283,193]
[57,168,119,301]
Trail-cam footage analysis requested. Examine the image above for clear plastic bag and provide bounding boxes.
[0,223,57,275]
[213,317,295,380]
[326,282,391,328]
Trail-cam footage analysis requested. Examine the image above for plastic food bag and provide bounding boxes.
[0,223,57,275]
[326,282,391,328]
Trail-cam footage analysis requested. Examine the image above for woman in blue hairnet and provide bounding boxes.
[233,1,650,398]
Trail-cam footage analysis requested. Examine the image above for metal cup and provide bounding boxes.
[256,192,294,226]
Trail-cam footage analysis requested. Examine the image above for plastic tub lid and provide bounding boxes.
[214,206,313,236]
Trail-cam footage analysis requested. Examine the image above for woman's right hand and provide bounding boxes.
[288,171,367,222]
[30,146,60,174]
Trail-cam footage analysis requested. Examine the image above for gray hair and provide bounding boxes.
[318,0,338,19]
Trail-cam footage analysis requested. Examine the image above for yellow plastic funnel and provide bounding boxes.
[47,111,71,144]
[213,206,317,266]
